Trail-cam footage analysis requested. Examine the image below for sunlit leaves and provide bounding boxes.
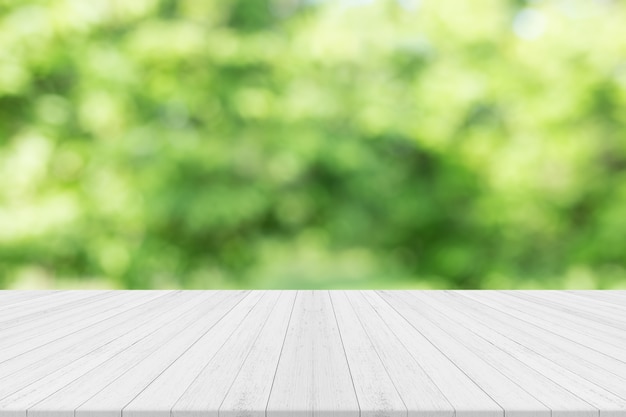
[1,0,626,289]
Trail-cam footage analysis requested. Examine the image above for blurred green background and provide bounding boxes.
[1,0,626,289]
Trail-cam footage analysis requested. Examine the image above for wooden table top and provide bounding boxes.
[0,290,625,417]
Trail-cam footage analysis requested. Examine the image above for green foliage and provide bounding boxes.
[1,0,626,289]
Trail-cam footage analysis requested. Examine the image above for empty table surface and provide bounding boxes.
[0,290,625,417]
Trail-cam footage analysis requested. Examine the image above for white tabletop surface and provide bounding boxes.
[0,290,625,417]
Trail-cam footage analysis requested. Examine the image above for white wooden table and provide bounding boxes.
[0,290,625,417]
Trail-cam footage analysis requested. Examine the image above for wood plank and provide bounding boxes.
[27,291,248,417]
[122,291,262,417]
[345,291,453,417]
[266,290,360,417]
[466,291,626,346]
[0,291,160,360]
[0,292,224,416]
[0,292,58,309]
[170,291,290,417]
[0,291,111,329]
[0,290,623,417]
[74,291,252,417]
[512,291,626,332]
[533,291,626,323]
[405,291,609,417]
[462,291,626,360]
[0,291,174,388]
[377,291,550,417]
[219,291,297,417]
[446,292,626,400]
[361,291,503,417]
[330,291,406,417]
[567,291,626,308]
[433,292,626,416]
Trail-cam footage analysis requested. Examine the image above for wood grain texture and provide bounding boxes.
[0,291,624,417]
